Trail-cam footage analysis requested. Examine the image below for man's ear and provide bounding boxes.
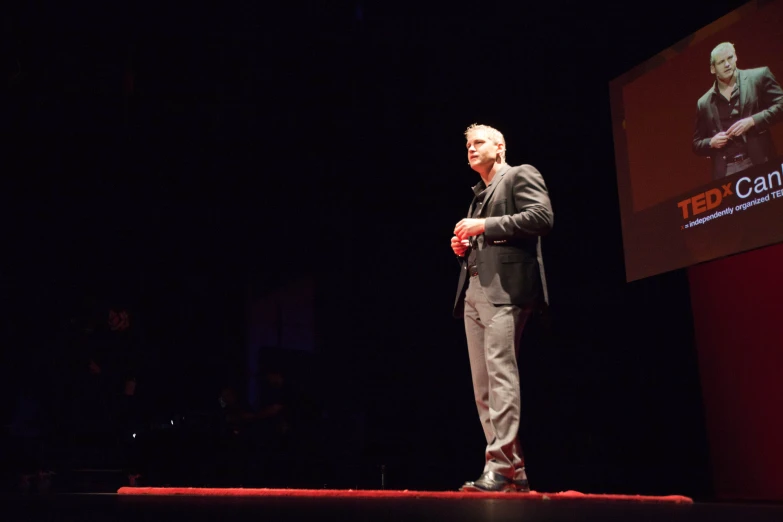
[496,143,505,162]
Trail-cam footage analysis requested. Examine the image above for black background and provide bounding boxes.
[1,0,752,497]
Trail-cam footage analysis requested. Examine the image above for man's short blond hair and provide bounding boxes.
[465,123,507,162]
[710,42,735,65]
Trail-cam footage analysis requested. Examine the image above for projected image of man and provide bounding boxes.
[692,42,783,179]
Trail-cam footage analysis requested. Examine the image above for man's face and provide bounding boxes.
[466,130,503,171]
[711,47,737,82]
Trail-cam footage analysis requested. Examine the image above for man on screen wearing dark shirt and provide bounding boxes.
[692,42,783,179]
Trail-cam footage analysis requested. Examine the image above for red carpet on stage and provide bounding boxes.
[117,487,692,503]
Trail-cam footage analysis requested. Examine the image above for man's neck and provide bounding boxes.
[717,72,737,92]
[476,161,507,186]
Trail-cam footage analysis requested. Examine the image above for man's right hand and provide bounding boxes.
[710,131,729,149]
[451,236,470,257]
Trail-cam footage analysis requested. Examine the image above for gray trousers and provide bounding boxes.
[464,274,530,480]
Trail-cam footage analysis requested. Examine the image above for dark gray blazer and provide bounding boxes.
[453,164,554,318]
[692,67,783,179]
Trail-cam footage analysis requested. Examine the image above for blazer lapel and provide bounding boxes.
[710,82,723,131]
[738,69,751,117]
[713,101,723,131]
[467,197,477,218]
[476,164,510,215]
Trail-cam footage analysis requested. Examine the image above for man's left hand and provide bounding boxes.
[454,218,486,240]
[727,117,755,137]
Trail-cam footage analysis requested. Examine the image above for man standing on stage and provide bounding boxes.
[692,42,783,179]
[451,123,553,492]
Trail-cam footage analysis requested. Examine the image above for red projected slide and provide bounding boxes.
[610,0,783,281]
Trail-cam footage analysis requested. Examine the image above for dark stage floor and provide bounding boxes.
[4,493,783,522]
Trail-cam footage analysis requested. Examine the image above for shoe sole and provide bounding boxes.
[460,484,517,493]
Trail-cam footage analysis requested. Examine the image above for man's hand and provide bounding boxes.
[710,131,729,149]
[454,218,486,240]
[451,235,470,257]
[727,117,755,137]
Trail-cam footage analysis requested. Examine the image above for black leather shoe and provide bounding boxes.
[460,471,516,492]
